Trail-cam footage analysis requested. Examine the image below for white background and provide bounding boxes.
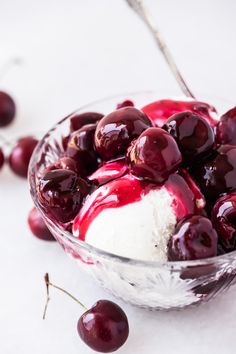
[0,0,236,353]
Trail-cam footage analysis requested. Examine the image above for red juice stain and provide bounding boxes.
[142,99,218,128]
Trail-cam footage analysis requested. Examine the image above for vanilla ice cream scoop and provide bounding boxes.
[73,168,205,261]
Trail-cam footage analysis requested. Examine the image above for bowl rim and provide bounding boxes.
[28,90,236,269]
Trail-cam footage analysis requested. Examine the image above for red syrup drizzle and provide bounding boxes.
[141,99,218,128]
[89,160,129,186]
[73,170,205,241]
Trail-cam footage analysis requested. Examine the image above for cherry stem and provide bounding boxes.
[43,273,87,320]
[0,57,23,81]
[126,0,195,99]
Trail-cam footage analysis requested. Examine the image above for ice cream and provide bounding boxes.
[73,168,205,261]
[77,188,175,261]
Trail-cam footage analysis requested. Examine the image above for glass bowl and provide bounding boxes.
[28,91,236,310]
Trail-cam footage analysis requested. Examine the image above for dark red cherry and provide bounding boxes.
[212,192,236,252]
[38,169,90,223]
[163,112,215,163]
[55,156,78,172]
[62,135,70,150]
[215,107,236,145]
[47,157,78,173]
[78,300,129,353]
[127,127,182,184]
[142,99,218,128]
[168,215,218,261]
[0,91,16,127]
[116,99,134,109]
[28,207,55,241]
[9,136,38,177]
[70,112,103,133]
[190,145,236,205]
[0,147,4,170]
[66,124,98,176]
[95,107,152,161]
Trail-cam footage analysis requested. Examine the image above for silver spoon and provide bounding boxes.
[125,0,195,99]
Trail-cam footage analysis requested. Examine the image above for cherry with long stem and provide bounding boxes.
[126,0,195,99]
[43,273,129,353]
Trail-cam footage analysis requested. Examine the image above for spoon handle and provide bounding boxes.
[126,0,195,98]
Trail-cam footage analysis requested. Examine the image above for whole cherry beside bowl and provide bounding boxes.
[29,91,236,311]
[0,147,4,170]
[44,274,129,353]
[28,207,55,241]
[0,91,16,127]
[9,136,39,177]
[78,300,129,353]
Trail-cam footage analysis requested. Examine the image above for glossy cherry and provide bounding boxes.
[38,169,90,223]
[66,123,98,176]
[78,300,129,353]
[127,127,182,184]
[28,207,55,241]
[70,112,103,133]
[43,275,129,353]
[215,107,236,145]
[95,107,152,161]
[212,192,236,252]
[0,91,16,127]
[49,157,78,172]
[0,147,4,170]
[8,136,38,177]
[116,99,134,109]
[163,112,215,163]
[168,215,218,261]
[190,145,236,205]
[62,135,70,150]
[141,99,218,128]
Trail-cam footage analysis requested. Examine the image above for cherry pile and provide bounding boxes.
[35,98,236,262]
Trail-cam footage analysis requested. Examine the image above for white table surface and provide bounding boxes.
[1,0,236,353]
